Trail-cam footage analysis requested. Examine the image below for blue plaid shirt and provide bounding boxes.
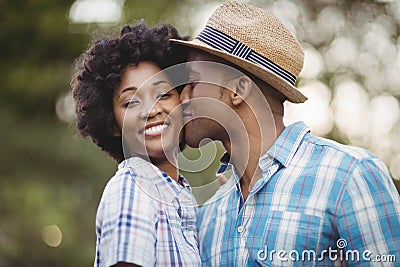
[198,122,400,266]
[95,157,201,267]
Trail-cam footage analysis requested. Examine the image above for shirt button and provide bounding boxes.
[237,225,244,233]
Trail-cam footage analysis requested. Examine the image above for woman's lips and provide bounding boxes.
[144,124,168,136]
[142,121,169,137]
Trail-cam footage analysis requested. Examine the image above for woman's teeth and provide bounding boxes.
[144,124,167,134]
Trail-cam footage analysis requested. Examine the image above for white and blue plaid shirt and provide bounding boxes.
[95,157,201,267]
[198,122,400,266]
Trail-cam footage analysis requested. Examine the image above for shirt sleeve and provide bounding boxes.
[95,168,159,267]
[336,157,400,266]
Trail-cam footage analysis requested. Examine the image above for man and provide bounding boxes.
[172,1,400,266]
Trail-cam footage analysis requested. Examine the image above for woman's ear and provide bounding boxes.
[230,75,252,106]
[112,124,122,137]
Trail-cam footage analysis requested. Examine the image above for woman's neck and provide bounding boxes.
[151,155,179,181]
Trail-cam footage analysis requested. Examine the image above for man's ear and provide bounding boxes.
[230,75,252,106]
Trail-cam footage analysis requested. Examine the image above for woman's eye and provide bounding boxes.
[123,99,139,108]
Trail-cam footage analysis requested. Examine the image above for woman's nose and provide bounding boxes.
[140,102,161,119]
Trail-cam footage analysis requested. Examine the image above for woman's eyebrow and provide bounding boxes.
[119,80,169,99]
[119,86,137,98]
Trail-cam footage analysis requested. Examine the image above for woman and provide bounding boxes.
[71,21,200,267]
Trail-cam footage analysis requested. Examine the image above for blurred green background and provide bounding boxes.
[1,0,399,266]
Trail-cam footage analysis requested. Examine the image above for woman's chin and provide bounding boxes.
[146,146,178,160]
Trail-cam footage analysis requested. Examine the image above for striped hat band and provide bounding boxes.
[197,25,296,86]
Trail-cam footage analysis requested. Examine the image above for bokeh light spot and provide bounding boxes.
[284,80,334,136]
[325,37,357,71]
[55,92,76,123]
[333,79,369,140]
[390,154,400,181]
[69,0,124,24]
[300,45,324,79]
[41,225,62,248]
[369,94,399,136]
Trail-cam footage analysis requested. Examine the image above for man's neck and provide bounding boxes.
[224,115,285,201]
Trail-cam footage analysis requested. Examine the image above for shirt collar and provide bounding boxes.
[118,157,192,203]
[215,122,310,195]
[262,121,310,168]
[217,121,310,171]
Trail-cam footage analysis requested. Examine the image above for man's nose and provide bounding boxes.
[180,84,191,103]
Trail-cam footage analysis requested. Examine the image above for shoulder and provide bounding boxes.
[276,122,378,173]
[101,165,156,200]
[95,163,162,267]
[100,167,133,204]
[303,134,395,193]
[303,134,375,161]
[97,161,161,221]
[289,133,396,193]
[298,133,385,176]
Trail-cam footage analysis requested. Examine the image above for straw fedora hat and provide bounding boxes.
[171,1,307,103]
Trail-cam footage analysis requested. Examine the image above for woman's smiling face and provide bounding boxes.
[113,61,183,161]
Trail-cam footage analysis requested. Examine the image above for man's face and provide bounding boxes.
[180,51,236,147]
